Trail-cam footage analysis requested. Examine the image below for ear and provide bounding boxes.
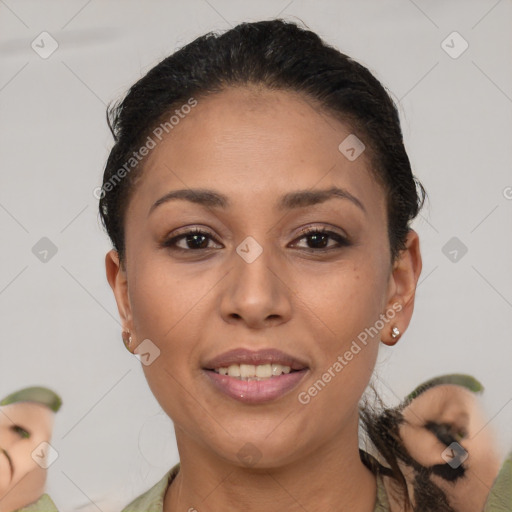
[382,229,422,345]
[105,249,133,333]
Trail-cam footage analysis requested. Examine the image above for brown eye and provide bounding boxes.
[161,228,221,251]
[292,227,350,251]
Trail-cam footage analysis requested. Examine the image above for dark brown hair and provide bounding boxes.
[98,18,425,267]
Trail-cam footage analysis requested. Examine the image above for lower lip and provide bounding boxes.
[203,369,308,404]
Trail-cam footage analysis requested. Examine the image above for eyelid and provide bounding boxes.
[293,224,349,239]
[168,225,222,240]
[162,223,350,252]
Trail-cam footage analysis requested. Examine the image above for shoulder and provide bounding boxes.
[483,451,512,511]
[121,463,180,512]
[373,474,392,512]
[16,494,59,512]
[122,458,391,512]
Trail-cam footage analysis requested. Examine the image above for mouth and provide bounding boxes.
[208,362,298,380]
[202,348,309,403]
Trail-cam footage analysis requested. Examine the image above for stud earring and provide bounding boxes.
[391,326,400,339]
[122,331,133,352]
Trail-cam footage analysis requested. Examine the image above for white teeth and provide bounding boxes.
[214,363,292,380]
[256,364,272,378]
[240,364,256,378]
[272,363,290,375]
[227,364,241,377]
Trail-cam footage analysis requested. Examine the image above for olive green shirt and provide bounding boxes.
[483,452,512,512]
[16,494,59,512]
[121,453,512,512]
[120,463,390,511]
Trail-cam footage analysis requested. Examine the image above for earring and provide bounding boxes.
[122,331,133,352]
[391,326,400,339]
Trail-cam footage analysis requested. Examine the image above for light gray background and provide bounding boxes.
[1,1,511,510]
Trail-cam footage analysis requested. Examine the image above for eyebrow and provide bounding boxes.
[148,186,366,217]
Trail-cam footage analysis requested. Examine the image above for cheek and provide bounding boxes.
[298,259,389,346]
[141,356,212,441]
[9,444,39,478]
[291,263,386,414]
[128,248,220,336]
[129,260,210,421]
[128,256,189,341]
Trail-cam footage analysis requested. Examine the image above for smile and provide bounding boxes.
[213,363,293,380]
[203,367,309,404]
[202,347,309,403]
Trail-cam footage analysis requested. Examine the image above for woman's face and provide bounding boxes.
[107,86,421,467]
[0,402,53,504]
[398,385,501,512]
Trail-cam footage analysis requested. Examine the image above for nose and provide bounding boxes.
[219,238,293,329]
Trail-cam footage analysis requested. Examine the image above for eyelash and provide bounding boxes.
[424,421,467,445]
[161,226,350,254]
[11,425,30,439]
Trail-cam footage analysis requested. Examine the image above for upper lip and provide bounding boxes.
[203,348,309,371]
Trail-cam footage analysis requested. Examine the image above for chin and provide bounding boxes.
[213,432,305,469]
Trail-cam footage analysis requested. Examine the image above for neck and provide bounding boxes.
[164,426,377,512]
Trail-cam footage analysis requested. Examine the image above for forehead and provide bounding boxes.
[128,86,386,221]
[0,403,53,428]
[403,385,478,420]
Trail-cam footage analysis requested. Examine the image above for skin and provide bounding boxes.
[0,403,54,512]
[386,385,501,512]
[106,85,422,511]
